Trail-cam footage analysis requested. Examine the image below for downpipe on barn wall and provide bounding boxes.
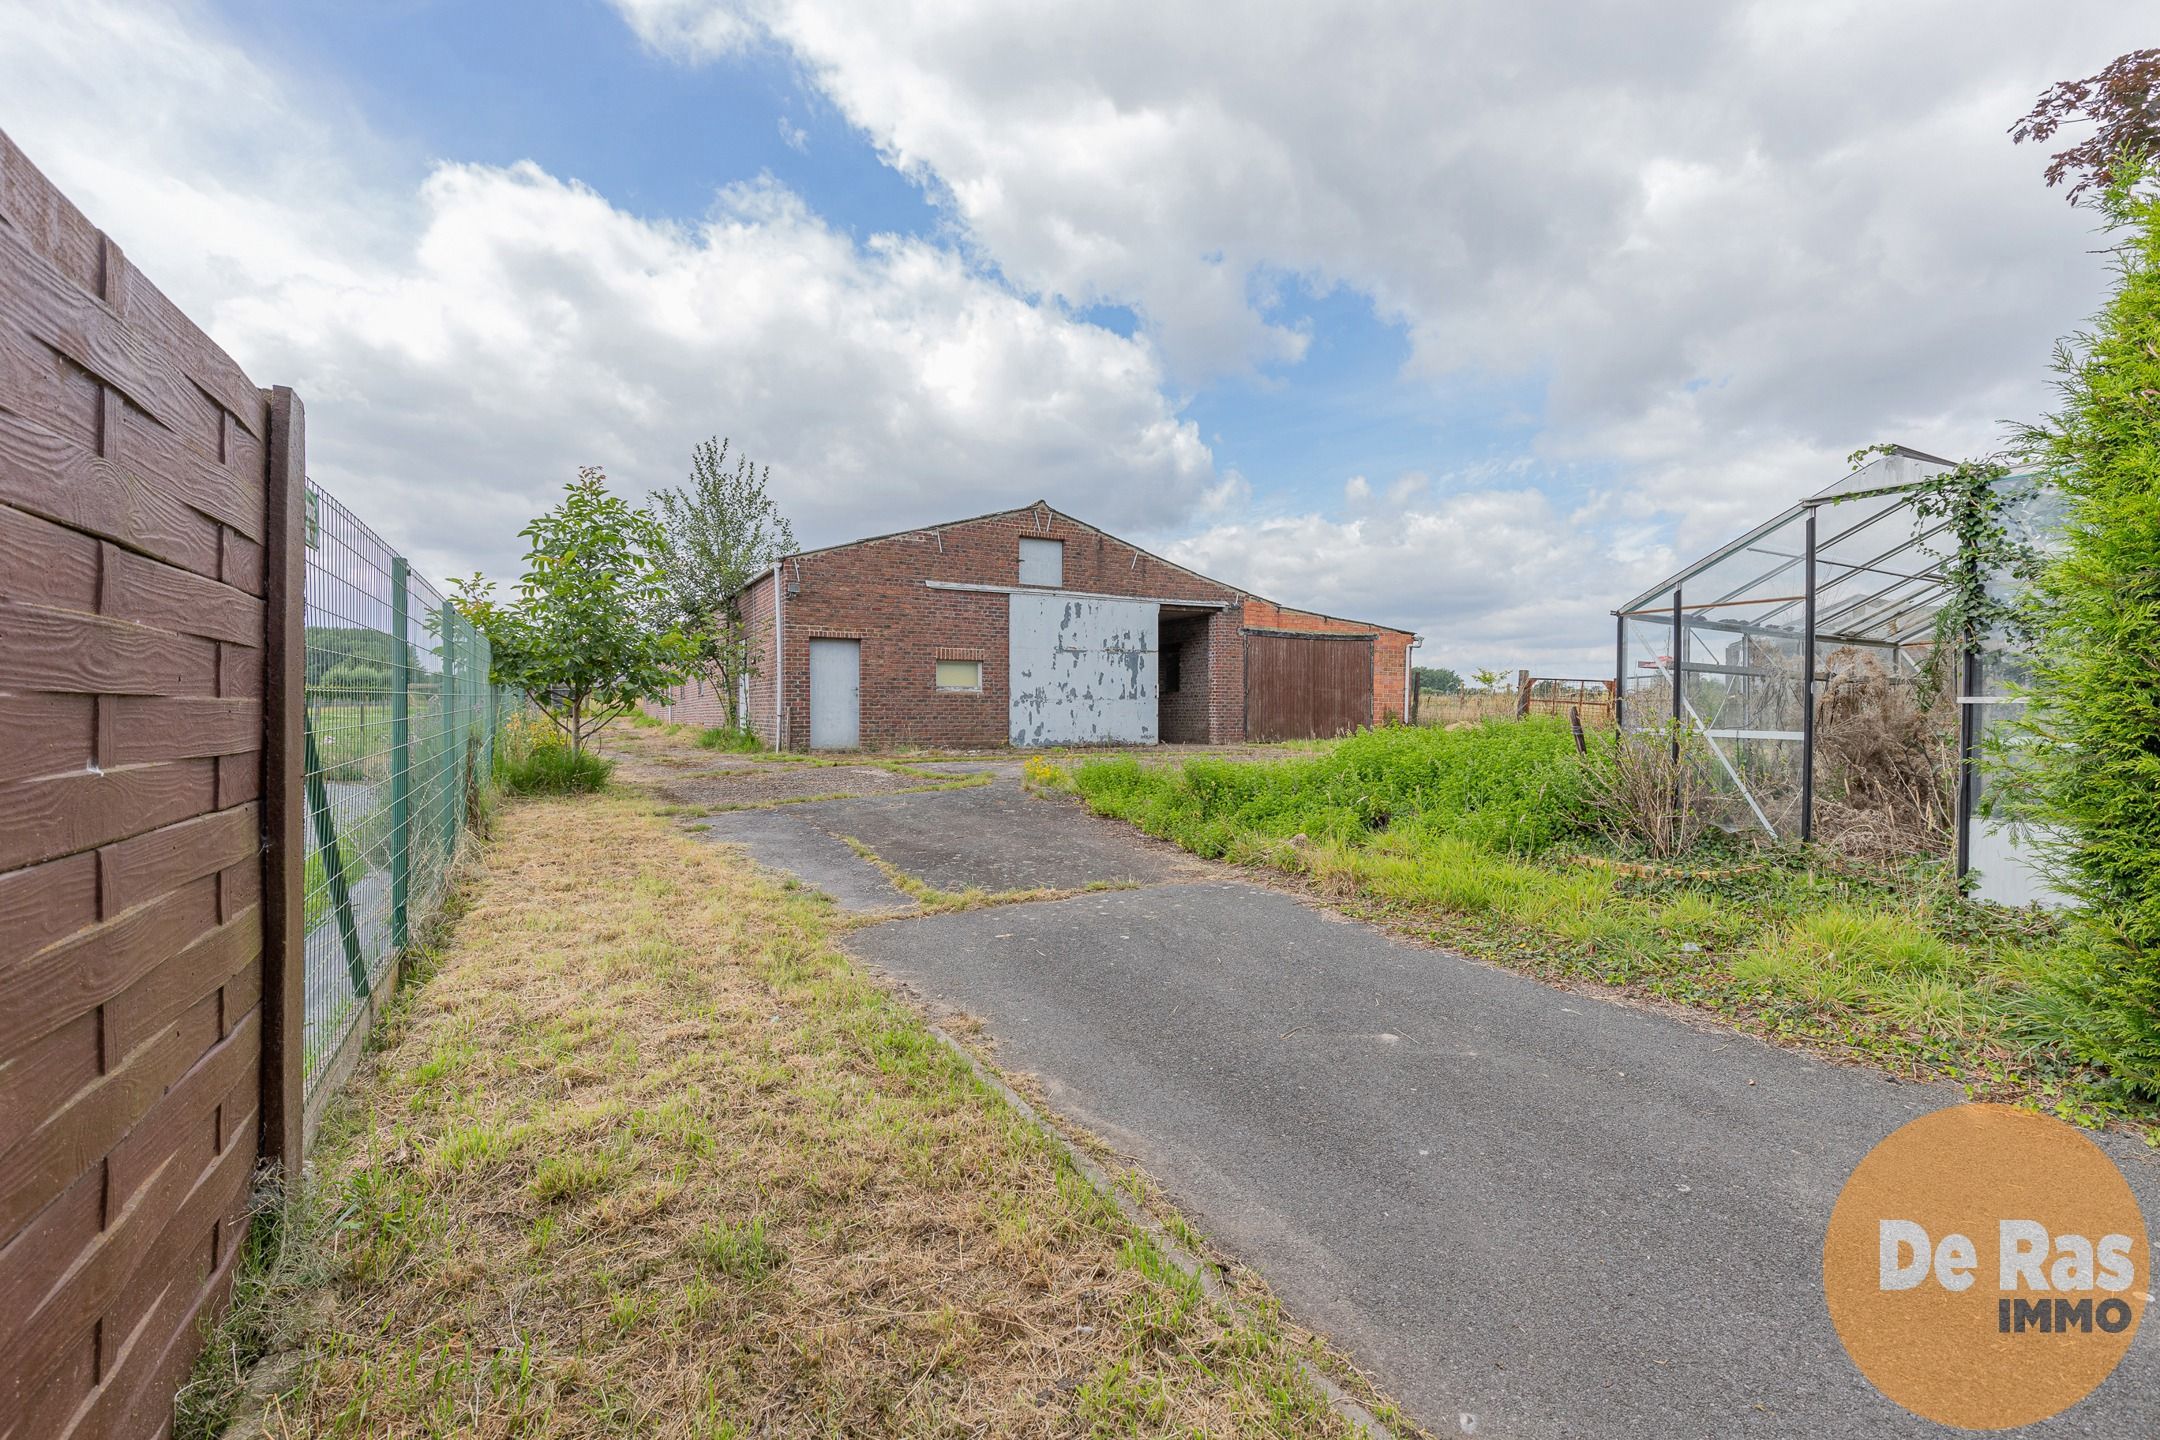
[773,559,785,750]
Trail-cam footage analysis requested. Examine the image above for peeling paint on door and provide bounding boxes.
[1009,592,1157,745]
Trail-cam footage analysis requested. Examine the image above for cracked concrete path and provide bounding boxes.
[686,765,2160,1438]
[696,779,1196,898]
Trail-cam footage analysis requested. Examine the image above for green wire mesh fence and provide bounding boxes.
[303,481,519,1100]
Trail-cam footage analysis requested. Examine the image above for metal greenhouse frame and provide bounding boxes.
[1611,446,2060,904]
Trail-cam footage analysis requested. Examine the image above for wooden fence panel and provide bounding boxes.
[0,127,289,1440]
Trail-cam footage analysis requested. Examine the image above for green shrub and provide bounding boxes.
[1073,718,1592,857]
[499,743,611,795]
[314,660,392,700]
[2016,170,2160,1095]
[695,725,763,753]
[495,723,612,795]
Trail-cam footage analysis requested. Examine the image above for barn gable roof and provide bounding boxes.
[738,499,1417,640]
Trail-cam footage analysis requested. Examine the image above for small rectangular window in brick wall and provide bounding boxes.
[934,658,983,692]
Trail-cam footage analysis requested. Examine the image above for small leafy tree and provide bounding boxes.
[1471,667,1505,694]
[651,438,796,730]
[456,467,693,758]
[2013,165,2160,1093]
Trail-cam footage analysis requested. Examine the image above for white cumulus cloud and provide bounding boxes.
[616,0,2146,637]
[0,0,1217,588]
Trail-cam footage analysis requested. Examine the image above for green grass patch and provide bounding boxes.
[496,739,613,795]
[1074,717,1591,857]
[694,724,763,752]
[688,1215,785,1282]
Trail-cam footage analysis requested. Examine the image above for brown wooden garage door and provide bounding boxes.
[1243,631,1373,741]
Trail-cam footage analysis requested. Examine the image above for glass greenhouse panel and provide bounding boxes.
[1620,605,1677,729]
[1607,449,2062,861]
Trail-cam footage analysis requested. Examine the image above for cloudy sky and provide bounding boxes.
[0,2,2142,670]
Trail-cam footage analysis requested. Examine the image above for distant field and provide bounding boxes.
[1411,692,1515,726]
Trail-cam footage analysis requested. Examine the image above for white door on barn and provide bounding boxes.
[1008,593,1157,746]
[808,639,860,749]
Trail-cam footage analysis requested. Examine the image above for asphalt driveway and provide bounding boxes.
[692,772,2160,1439]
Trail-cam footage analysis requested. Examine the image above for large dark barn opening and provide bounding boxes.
[1159,610,1213,743]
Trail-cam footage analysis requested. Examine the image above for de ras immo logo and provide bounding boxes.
[1823,1104,2149,1430]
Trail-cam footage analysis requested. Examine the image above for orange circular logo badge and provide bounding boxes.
[1824,1104,2148,1430]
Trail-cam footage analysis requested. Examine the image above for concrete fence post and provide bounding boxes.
[261,387,308,1178]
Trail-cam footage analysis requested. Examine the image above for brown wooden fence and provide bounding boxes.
[0,128,307,1440]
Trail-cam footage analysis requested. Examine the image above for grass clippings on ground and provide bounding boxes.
[202,789,1402,1439]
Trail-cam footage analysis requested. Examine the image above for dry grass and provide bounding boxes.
[219,792,1392,1439]
[1409,693,1531,728]
[1812,646,1958,862]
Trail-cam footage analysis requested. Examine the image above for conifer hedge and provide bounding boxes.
[2021,168,2160,1094]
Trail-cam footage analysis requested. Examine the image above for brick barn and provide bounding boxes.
[649,500,1418,750]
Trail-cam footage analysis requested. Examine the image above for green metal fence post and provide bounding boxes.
[485,668,499,777]
[389,557,410,950]
[452,612,469,839]
[302,714,368,999]
[441,600,461,853]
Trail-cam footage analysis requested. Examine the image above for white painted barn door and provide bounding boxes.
[1009,593,1157,746]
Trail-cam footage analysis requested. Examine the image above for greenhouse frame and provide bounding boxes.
[1611,446,2061,906]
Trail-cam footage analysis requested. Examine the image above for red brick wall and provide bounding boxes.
[1206,608,1248,742]
[766,505,1246,750]
[638,576,776,734]
[721,503,1412,750]
[1241,598,1415,726]
[1158,615,1211,742]
[642,671,731,728]
[740,570,779,747]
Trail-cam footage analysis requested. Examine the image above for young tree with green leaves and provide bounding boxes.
[456,467,693,758]
[651,437,797,731]
[2014,165,2160,1094]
